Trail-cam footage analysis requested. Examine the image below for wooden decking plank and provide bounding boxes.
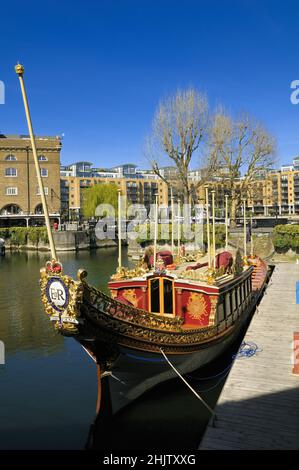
[199,263,299,450]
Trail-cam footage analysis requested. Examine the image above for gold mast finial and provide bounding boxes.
[15,63,24,76]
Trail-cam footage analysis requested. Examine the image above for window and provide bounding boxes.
[41,168,48,177]
[148,277,174,315]
[36,187,48,195]
[5,187,18,195]
[35,204,43,214]
[5,168,17,177]
[38,155,47,161]
[5,154,17,161]
[0,204,22,215]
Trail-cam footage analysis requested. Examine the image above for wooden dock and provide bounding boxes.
[200,263,299,450]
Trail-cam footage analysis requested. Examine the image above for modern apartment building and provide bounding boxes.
[3,137,299,227]
[60,162,168,220]
[60,157,299,221]
[0,134,61,226]
[191,159,299,216]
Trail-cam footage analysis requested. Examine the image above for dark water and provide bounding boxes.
[0,248,132,450]
[0,248,253,450]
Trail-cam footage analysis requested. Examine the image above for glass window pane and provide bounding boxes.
[163,279,173,314]
[150,279,160,313]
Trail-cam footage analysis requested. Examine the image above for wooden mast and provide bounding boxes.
[225,194,229,251]
[171,188,174,254]
[153,193,158,269]
[243,199,247,258]
[205,187,211,268]
[211,190,216,269]
[15,64,57,260]
[177,198,181,258]
[117,188,122,268]
[250,214,254,257]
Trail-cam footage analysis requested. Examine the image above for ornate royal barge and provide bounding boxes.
[15,62,269,416]
[40,249,268,411]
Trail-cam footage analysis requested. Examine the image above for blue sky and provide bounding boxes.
[0,0,299,168]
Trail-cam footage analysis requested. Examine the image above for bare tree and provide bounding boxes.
[208,110,276,224]
[146,88,209,203]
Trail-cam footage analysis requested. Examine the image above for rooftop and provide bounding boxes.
[0,134,61,141]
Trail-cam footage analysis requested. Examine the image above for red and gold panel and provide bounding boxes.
[180,290,218,327]
[115,287,146,309]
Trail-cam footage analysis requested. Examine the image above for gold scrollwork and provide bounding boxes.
[187,292,208,321]
[209,295,218,326]
[40,266,85,335]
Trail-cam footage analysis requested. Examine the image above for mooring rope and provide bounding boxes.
[233,341,262,359]
[185,341,262,393]
[159,348,216,420]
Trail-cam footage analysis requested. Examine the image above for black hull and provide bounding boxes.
[81,288,261,414]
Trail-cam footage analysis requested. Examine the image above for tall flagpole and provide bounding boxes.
[205,187,211,268]
[117,189,122,268]
[211,190,216,269]
[171,188,174,254]
[15,64,57,260]
[153,193,158,269]
[225,194,228,251]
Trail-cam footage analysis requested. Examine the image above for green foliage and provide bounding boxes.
[234,248,244,275]
[273,224,299,252]
[0,227,48,246]
[27,227,39,245]
[203,224,226,248]
[39,228,49,244]
[10,228,28,245]
[0,228,9,239]
[82,183,118,219]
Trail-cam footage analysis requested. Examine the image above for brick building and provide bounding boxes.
[0,135,61,226]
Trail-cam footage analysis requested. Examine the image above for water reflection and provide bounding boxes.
[0,247,127,449]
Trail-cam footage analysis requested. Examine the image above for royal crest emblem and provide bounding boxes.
[46,277,69,312]
[40,261,86,334]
